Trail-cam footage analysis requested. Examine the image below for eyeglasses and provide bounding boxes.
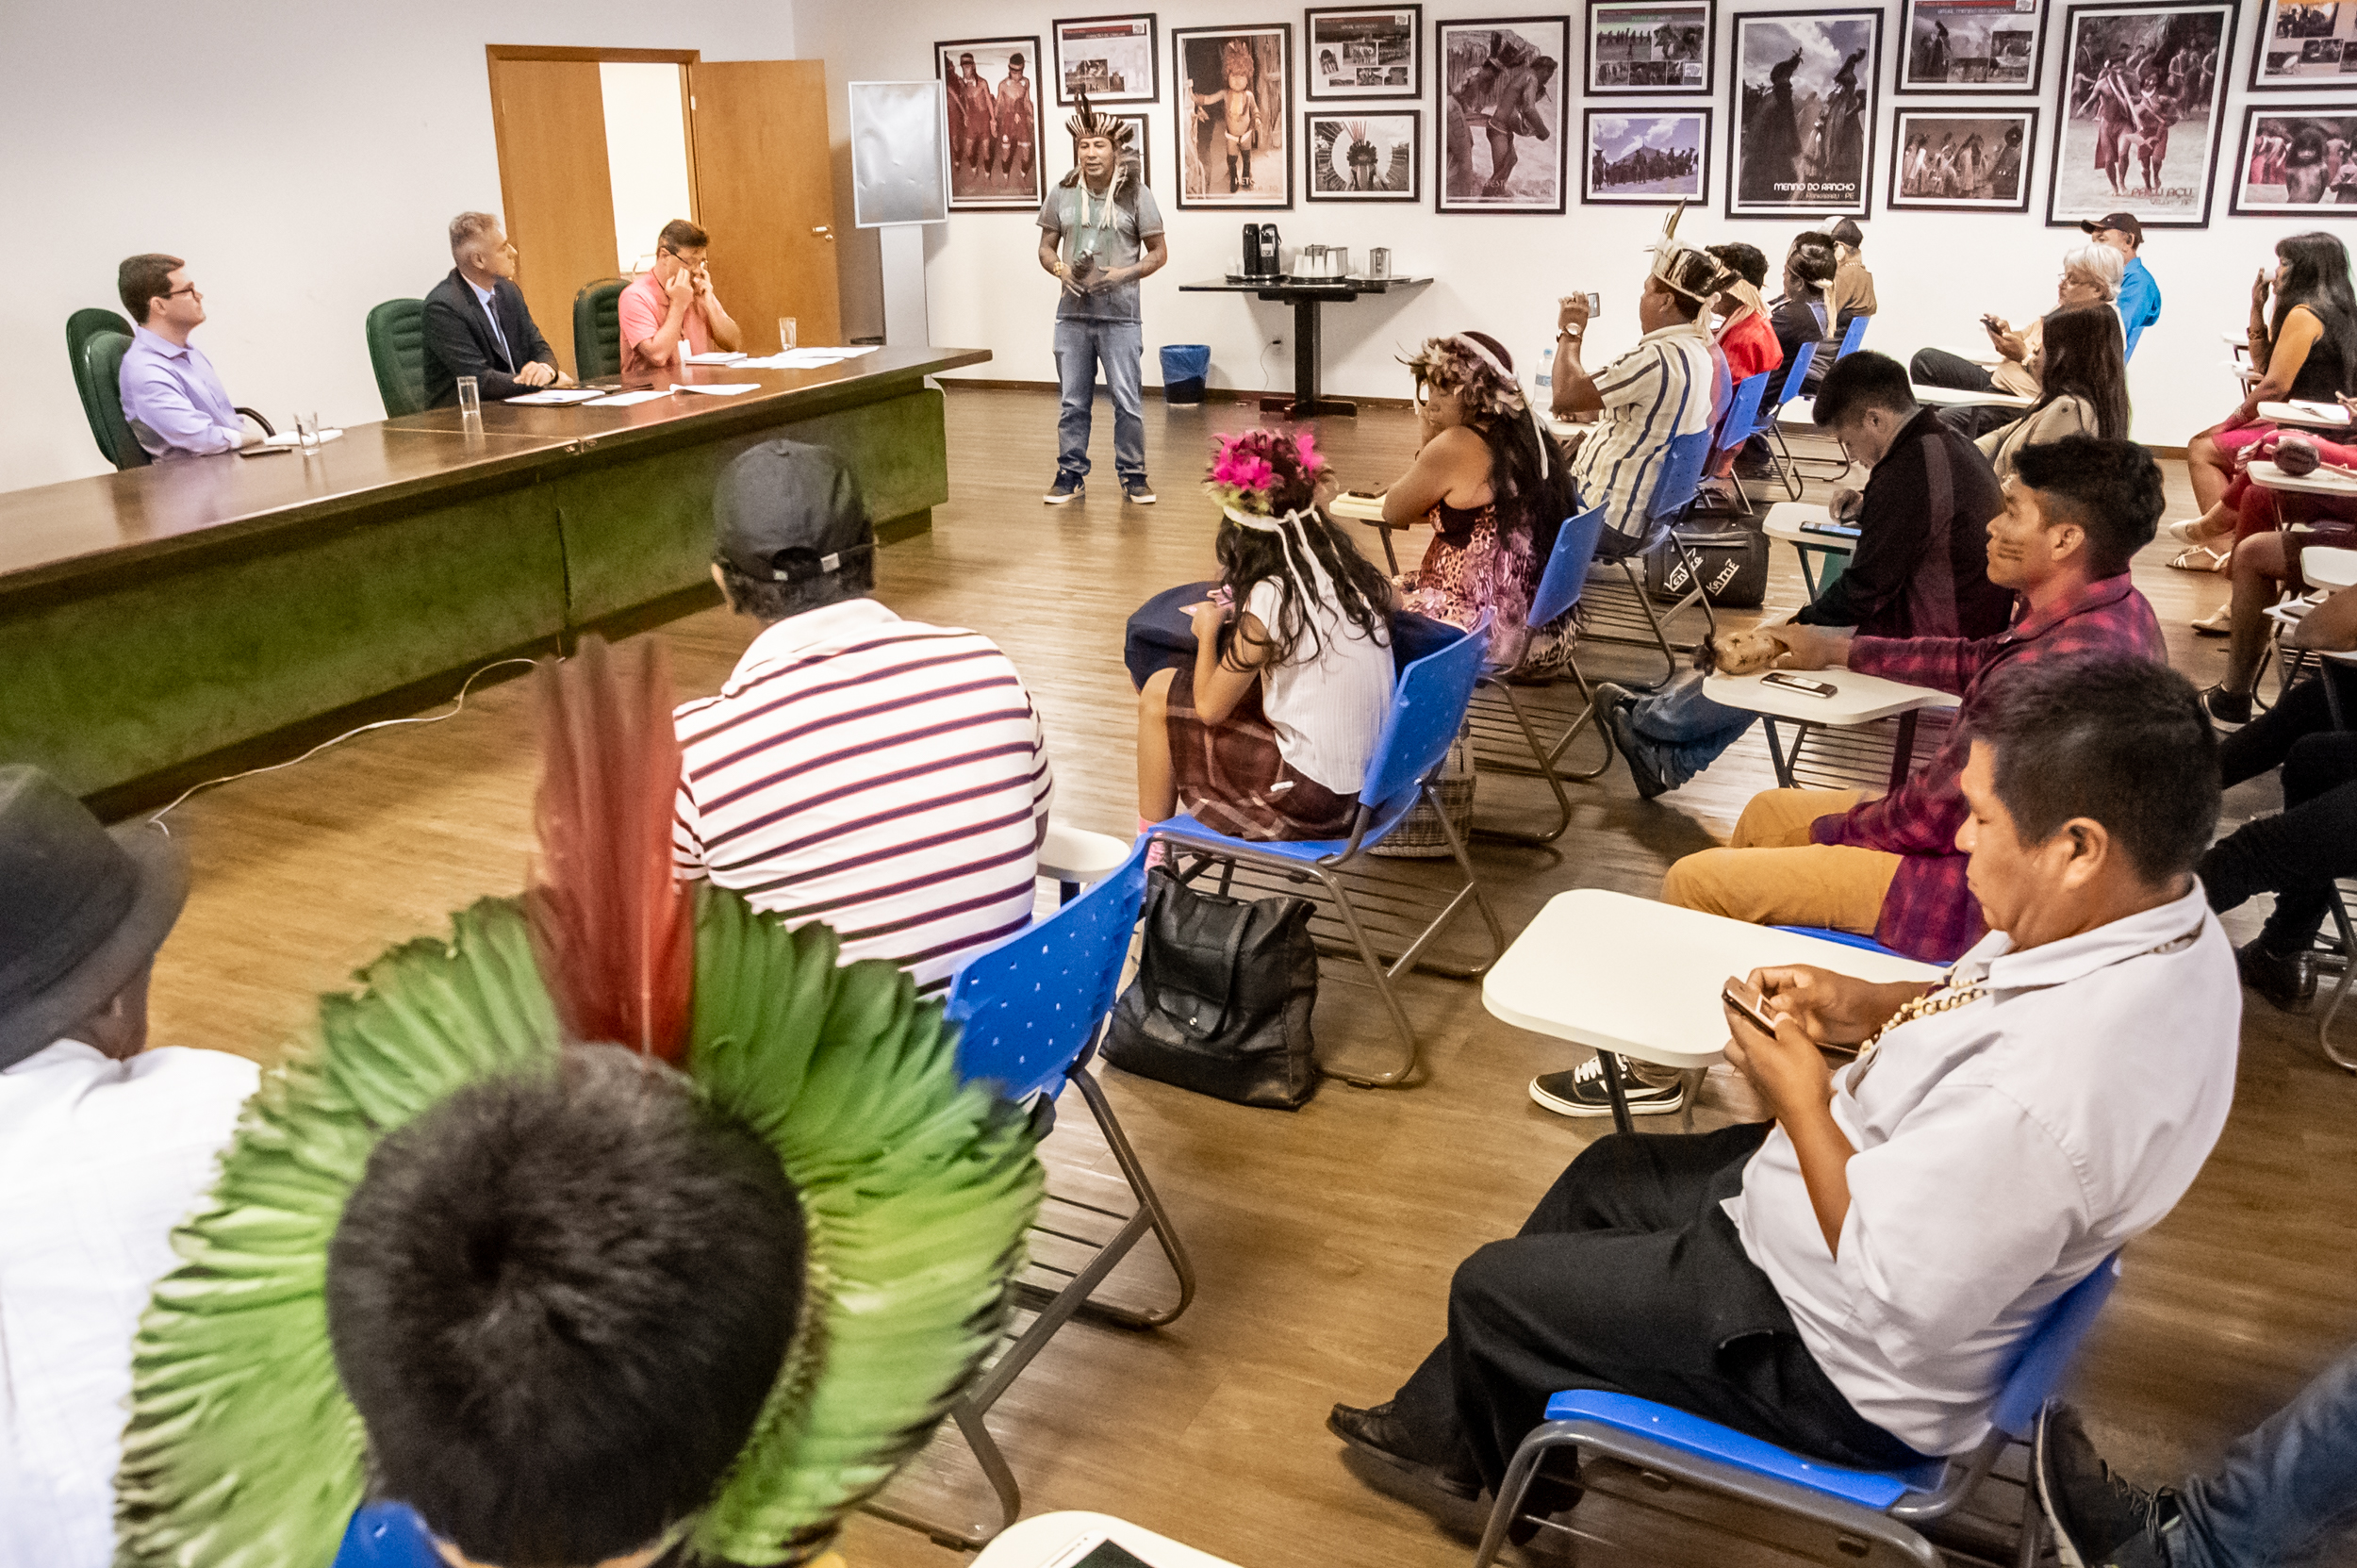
[166,284,201,300]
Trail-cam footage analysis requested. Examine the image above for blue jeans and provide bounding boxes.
[1620,673,1756,790]
[2168,1344,2357,1566]
[1054,317,1146,481]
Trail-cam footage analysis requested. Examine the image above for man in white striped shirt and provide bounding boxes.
[1549,240,1728,553]
[674,440,1053,996]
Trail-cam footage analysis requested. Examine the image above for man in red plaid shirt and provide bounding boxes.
[1663,437,2167,963]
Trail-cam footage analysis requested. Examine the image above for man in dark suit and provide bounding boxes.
[421,211,570,406]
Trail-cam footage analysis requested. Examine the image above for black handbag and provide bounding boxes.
[1102,867,1321,1110]
[1646,522,1771,609]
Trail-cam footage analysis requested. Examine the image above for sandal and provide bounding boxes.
[2168,544,2230,573]
[2191,604,2233,636]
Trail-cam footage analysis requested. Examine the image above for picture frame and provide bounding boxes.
[2228,107,2357,214]
[1305,7,1424,99]
[1889,108,2039,210]
[2249,2,2357,91]
[1051,13,1161,106]
[938,36,1048,210]
[1581,108,1711,204]
[1585,0,1713,95]
[1437,16,1572,214]
[1308,109,1423,199]
[2045,0,2237,229]
[1173,24,1295,208]
[1896,0,2049,94]
[1726,8,1881,219]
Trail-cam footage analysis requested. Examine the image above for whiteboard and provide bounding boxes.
[849,80,949,227]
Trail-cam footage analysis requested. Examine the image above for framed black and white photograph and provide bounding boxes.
[1728,8,1881,219]
[1890,108,2037,210]
[1438,17,1571,213]
[1582,109,1710,203]
[1174,24,1294,207]
[1586,0,1713,94]
[2250,2,2357,91]
[1309,111,1422,197]
[1306,7,1423,99]
[1051,14,1161,106]
[2230,108,2357,213]
[1898,0,2048,92]
[2046,1,2236,229]
[938,37,1047,210]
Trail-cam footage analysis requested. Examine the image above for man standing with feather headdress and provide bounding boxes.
[1036,94,1167,506]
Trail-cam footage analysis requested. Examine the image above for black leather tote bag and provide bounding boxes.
[1103,867,1321,1110]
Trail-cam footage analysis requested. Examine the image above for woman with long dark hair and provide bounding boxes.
[1379,332,1575,671]
[1976,304,2130,481]
[2174,231,2357,555]
[1135,427,1397,842]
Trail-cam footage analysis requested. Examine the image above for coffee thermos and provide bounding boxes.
[1242,222,1282,278]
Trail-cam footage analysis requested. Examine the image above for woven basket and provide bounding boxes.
[1367,724,1476,859]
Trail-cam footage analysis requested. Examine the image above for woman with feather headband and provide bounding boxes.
[1036,94,1167,506]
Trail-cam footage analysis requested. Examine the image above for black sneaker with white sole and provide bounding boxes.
[2036,1403,2178,1568]
[1123,476,1157,503]
[1529,1055,1685,1117]
[1044,472,1084,504]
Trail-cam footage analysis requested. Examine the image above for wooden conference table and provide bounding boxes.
[0,346,987,807]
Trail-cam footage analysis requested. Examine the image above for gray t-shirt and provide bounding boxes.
[1037,179,1163,322]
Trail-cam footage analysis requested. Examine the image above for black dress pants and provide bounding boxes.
[2204,669,2357,952]
[1907,348,2015,438]
[1387,1123,1921,1494]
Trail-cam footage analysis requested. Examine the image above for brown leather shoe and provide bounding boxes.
[1327,1402,1481,1499]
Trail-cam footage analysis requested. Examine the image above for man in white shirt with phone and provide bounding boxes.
[1327,655,2238,1511]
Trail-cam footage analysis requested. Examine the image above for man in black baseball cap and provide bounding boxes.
[677,439,1055,996]
[2081,210,2162,358]
[0,765,258,1562]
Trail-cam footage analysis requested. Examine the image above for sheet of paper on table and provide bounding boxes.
[581,389,669,407]
[669,383,761,396]
[256,428,344,448]
[504,388,604,404]
[684,351,750,364]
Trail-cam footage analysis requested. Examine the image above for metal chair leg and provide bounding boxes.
[1475,676,1578,845]
[1317,866,1425,1088]
[2322,889,2357,1073]
[1063,1064,1198,1328]
[1473,1429,1560,1568]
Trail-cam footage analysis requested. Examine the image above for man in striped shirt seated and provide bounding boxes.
[674,440,1054,996]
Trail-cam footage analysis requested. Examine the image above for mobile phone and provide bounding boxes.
[1722,976,1780,1036]
[1761,670,1838,697]
[1583,290,1602,316]
[1802,520,1861,538]
[1041,1533,1160,1568]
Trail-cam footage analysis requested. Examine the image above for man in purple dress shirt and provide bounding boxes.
[115,253,262,460]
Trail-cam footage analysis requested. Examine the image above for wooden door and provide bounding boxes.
[487,58,618,378]
[687,60,844,350]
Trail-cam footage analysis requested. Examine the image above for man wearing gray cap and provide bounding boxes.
[673,439,1055,996]
[0,767,258,1565]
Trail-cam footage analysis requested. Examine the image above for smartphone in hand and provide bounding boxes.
[1722,975,1779,1036]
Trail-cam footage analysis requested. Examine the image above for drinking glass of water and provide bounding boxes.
[778,317,799,351]
[456,376,482,420]
[296,412,321,455]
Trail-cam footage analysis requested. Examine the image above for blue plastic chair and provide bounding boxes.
[865,838,1195,1550]
[1836,313,1870,360]
[1704,371,1773,519]
[1582,426,1719,688]
[1751,338,1821,503]
[1474,1253,2126,1568]
[331,1503,441,1568]
[1465,506,1614,844]
[1772,924,1910,959]
[1146,614,1504,1089]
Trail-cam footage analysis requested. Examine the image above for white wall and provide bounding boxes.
[602,62,697,276]
[794,0,2337,450]
[2,0,795,494]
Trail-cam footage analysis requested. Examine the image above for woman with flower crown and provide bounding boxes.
[1135,427,1397,841]
[1381,331,1576,673]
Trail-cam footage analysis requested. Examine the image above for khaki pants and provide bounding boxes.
[1661,789,1901,930]
[1631,791,1902,1089]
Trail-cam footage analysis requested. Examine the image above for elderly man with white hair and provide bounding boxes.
[1908,241,2127,437]
[420,210,573,407]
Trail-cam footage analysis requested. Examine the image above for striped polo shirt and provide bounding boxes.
[1568,321,1717,542]
[673,598,1053,995]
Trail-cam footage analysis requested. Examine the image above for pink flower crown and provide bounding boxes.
[1205,426,1327,516]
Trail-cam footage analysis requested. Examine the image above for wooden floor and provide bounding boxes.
[140,389,2357,1568]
